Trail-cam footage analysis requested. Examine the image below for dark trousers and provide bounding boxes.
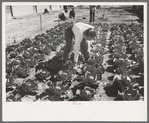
[90,11,95,23]
[63,25,89,61]
[69,11,75,19]
[59,13,66,21]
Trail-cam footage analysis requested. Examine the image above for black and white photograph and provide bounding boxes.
[2,2,147,121]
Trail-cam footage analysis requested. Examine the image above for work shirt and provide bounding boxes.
[72,22,94,63]
[59,10,68,20]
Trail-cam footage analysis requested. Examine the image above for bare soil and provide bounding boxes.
[5,7,140,45]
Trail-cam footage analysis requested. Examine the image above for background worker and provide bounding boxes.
[69,7,76,19]
[58,9,69,21]
[89,5,96,23]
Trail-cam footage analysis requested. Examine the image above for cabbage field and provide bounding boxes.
[5,20,144,102]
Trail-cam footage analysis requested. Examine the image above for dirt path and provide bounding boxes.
[93,27,115,101]
[5,11,60,45]
[5,7,140,45]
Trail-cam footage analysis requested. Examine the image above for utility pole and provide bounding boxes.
[33,5,38,13]
[10,5,13,17]
[49,5,52,12]
[35,5,37,13]
[39,14,42,30]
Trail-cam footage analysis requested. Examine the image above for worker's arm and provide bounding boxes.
[74,37,81,63]
[73,26,83,63]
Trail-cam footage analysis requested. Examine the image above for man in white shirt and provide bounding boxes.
[58,9,69,21]
[63,22,96,64]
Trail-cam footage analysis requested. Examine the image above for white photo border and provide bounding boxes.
[2,2,148,121]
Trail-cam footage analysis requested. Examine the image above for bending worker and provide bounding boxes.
[63,22,96,64]
[58,9,69,21]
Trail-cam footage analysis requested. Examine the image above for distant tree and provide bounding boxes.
[131,5,143,22]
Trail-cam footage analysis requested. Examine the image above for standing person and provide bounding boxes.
[63,22,96,64]
[63,5,68,12]
[89,5,96,23]
[69,7,76,19]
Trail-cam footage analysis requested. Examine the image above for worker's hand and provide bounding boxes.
[73,62,79,68]
[73,63,82,74]
[72,62,78,73]
[66,17,70,20]
[73,64,79,70]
